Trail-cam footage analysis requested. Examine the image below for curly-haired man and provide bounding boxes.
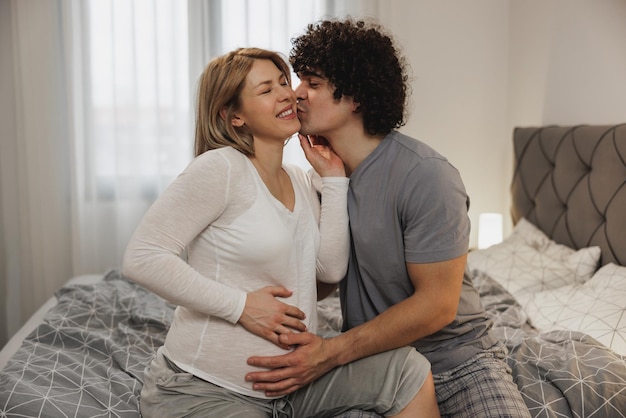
[246,18,531,418]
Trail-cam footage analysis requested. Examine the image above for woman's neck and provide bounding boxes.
[248,140,295,211]
[249,140,284,177]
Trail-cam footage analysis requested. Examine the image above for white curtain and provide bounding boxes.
[188,0,330,168]
[1,0,76,345]
[1,0,193,347]
[73,0,192,275]
[0,0,379,347]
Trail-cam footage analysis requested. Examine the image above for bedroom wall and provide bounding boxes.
[375,0,511,246]
[375,0,626,241]
[506,0,626,233]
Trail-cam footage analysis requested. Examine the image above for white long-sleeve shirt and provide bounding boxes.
[123,146,349,398]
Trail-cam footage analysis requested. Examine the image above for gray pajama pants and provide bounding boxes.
[434,342,531,418]
[139,346,430,418]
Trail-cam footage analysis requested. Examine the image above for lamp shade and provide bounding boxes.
[478,213,503,249]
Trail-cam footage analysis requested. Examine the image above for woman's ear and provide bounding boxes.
[220,107,245,127]
[231,115,245,127]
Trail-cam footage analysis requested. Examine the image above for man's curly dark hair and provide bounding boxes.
[290,18,410,136]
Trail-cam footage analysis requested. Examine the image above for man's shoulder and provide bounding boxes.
[386,131,445,160]
[385,131,449,166]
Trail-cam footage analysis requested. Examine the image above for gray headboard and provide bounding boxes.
[511,124,626,267]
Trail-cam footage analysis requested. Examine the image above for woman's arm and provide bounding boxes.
[122,153,248,323]
[315,177,349,283]
[299,135,350,284]
[123,152,308,347]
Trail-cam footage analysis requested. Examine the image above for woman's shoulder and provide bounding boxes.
[176,148,254,195]
[190,146,248,171]
[183,147,255,203]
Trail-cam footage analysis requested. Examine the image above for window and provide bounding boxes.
[208,0,328,169]
[83,0,329,203]
[85,0,191,200]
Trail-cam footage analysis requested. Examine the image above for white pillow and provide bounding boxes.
[467,218,601,301]
[524,263,626,356]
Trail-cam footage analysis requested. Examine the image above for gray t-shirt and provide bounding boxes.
[340,131,496,374]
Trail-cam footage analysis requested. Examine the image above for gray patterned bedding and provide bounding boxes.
[472,272,626,417]
[1,269,625,417]
[0,270,171,417]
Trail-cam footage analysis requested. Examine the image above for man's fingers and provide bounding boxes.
[278,331,313,346]
[247,350,296,369]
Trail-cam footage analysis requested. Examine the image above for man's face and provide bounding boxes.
[294,71,356,138]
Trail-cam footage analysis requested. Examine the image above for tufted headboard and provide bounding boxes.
[511,124,626,267]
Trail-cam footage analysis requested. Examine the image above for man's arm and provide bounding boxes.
[245,253,467,396]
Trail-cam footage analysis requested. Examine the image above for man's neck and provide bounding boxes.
[328,131,385,176]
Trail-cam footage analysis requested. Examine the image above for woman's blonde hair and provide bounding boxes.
[194,48,292,157]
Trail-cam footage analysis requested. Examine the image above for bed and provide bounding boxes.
[1,124,626,417]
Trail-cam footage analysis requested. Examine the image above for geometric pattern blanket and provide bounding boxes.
[472,272,626,418]
[2,270,626,417]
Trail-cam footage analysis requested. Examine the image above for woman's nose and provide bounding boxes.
[282,87,296,102]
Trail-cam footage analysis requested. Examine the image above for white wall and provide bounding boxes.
[507,0,626,126]
[506,0,626,233]
[373,0,626,243]
[375,0,511,245]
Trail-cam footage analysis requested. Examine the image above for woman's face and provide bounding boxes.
[232,59,300,143]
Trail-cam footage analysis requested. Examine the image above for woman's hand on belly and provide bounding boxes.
[238,286,307,350]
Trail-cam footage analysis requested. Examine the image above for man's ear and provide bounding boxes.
[352,99,361,112]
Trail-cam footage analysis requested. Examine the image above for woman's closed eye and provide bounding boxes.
[261,82,289,95]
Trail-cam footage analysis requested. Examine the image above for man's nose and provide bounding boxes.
[294,83,306,100]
